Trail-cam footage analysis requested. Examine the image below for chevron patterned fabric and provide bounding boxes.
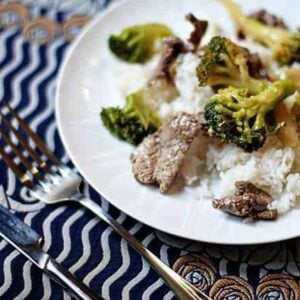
[1,0,300,299]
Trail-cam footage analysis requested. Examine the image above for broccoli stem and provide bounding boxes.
[240,19,288,50]
[221,0,282,48]
[220,0,300,65]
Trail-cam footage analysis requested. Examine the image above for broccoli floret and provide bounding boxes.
[109,24,173,63]
[100,91,161,145]
[220,0,300,65]
[204,80,296,152]
[199,36,297,151]
[197,36,267,93]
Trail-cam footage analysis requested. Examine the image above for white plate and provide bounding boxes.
[56,0,300,244]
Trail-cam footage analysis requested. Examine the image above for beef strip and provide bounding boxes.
[131,131,160,184]
[149,13,208,86]
[149,37,186,84]
[154,112,201,193]
[241,47,269,79]
[245,49,269,79]
[248,9,288,29]
[186,13,208,52]
[131,112,202,193]
[212,181,278,220]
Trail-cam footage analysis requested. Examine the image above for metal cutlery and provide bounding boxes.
[0,204,102,300]
[0,103,211,300]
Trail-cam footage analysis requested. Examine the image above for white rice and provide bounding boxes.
[159,53,214,118]
[183,141,300,213]
[114,56,161,96]
[114,34,300,214]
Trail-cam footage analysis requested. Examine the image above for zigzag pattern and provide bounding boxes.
[0,1,175,299]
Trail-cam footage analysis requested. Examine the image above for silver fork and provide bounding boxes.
[0,104,211,300]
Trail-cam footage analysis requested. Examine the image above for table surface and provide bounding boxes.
[0,0,299,299]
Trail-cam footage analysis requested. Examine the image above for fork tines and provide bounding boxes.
[0,104,60,189]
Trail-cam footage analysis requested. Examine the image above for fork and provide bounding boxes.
[0,103,211,300]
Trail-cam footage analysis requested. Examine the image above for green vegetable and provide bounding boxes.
[197,36,267,93]
[220,0,300,65]
[109,23,173,63]
[198,36,297,151]
[100,91,161,145]
[204,80,296,152]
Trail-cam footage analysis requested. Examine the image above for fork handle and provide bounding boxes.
[78,197,211,300]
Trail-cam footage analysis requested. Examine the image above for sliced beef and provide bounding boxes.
[248,9,288,29]
[149,37,186,84]
[186,13,208,52]
[154,112,201,193]
[212,181,278,220]
[240,47,269,79]
[131,112,202,193]
[131,131,160,184]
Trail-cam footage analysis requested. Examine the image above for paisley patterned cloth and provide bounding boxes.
[0,0,300,299]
